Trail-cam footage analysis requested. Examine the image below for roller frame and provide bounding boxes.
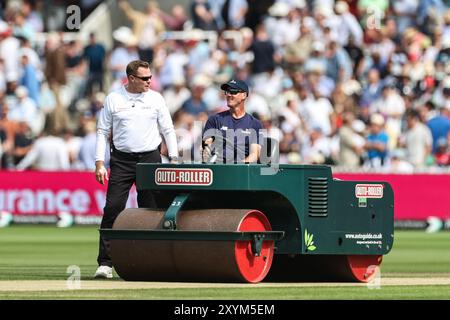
[137,164,395,256]
[101,192,284,256]
[100,229,284,256]
[162,193,190,230]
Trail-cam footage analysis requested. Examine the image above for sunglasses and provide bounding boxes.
[225,90,243,95]
[132,74,153,81]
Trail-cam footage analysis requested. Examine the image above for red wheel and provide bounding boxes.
[235,210,274,283]
[345,255,383,282]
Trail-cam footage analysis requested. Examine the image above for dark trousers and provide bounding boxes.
[85,71,104,97]
[97,148,161,267]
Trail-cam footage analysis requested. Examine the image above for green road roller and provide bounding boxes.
[100,163,394,283]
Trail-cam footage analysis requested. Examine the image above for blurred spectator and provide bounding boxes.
[109,26,139,81]
[159,41,189,89]
[325,40,353,84]
[283,22,314,72]
[426,104,450,153]
[417,0,446,36]
[301,126,332,164]
[444,9,450,40]
[209,0,250,31]
[212,49,233,84]
[370,28,396,67]
[8,86,43,136]
[302,89,334,136]
[344,36,364,77]
[175,112,203,162]
[365,113,389,168]
[0,59,6,93]
[245,0,273,30]
[83,33,106,96]
[360,68,383,108]
[396,69,416,97]
[86,91,105,119]
[79,119,99,169]
[12,121,33,165]
[296,85,314,123]
[21,1,44,33]
[38,80,57,114]
[434,137,450,166]
[158,4,188,31]
[249,24,276,75]
[304,41,327,76]
[65,40,86,108]
[12,11,35,44]
[186,29,211,75]
[278,91,302,133]
[20,54,40,104]
[279,130,301,160]
[221,0,249,30]
[372,82,406,148]
[252,67,284,101]
[392,0,419,35]
[118,0,165,62]
[0,20,20,83]
[43,0,67,32]
[335,1,363,47]
[63,127,83,169]
[180,74,209,117]
[0,102,15,168]
[261,114,283,143]
[401,109,433,167]
[246,91,271,119]
[18,37,43,82]
[384,149,415,173]
[191,0,217,31]
[44,32,66,86]
[265,2,300,49]
[163,76,191,115]
[16,114,70,171]
[338,112,365,167]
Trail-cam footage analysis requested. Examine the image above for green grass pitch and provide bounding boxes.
[0,225,449,299]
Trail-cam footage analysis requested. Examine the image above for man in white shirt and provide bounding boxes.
[94,60,179,279]
[402,109,433,167]
[16,120,70,171]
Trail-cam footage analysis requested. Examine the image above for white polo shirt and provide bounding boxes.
[95,86,178,162]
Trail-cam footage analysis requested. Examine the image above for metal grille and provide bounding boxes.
[308,177,328,217]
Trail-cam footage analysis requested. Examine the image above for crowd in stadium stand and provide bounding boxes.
[0,0,449,172]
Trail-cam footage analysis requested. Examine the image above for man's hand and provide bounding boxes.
[202,138,214,163]
[202,145,212,163]
[169,156,179,164]
[95,161,109,185]
[243,143,261,163]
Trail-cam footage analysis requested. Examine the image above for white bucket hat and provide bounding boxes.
[268,2,290,17]
[113,26,138,46]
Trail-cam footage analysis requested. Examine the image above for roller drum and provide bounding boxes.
[110,208,274,282]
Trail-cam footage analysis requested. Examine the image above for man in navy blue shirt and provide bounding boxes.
[83,33,106,96]
[202,79,262,163]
